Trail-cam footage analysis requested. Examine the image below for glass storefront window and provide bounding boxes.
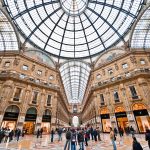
[136,116,150,132]
[102,119,111,132]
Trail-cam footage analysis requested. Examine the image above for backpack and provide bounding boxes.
[66,131,71,139]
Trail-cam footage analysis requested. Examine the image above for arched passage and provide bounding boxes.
[41,109,51,133]
[132,103,150,132]
[72,116,79,127]
[2,105,20,130]
[23,107,37,134]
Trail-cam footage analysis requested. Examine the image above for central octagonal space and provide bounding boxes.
[60,0,88,16]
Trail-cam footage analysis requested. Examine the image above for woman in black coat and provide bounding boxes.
[132,137,143,150]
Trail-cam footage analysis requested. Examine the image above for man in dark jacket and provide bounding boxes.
[132,137,143,150]
[64,128,71,150]
[145,129,150,149]
[77,130,84,150]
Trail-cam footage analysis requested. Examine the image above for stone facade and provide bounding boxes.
[81,50,150,133]
[0,52,69,133]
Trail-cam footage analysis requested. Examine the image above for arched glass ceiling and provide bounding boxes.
[131,6,150,49]
[3,0,143,59]
[0,10,18,51]
[60,61,90,103]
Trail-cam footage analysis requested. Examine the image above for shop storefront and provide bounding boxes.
[133,109,150,133]
[132,103,150,133]
[23,107,37,134]
[41,109,51,134]
[101,114,111,132]
[1,105,19,130]
[115,112,129,131]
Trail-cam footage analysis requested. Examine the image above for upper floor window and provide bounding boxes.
[49,75,54,80]
[37,70,42,76]
[4,61,10,67]
[32,91,38,104]
[47,95,51,106]
[100,94,105,105]
[114,91,119,102]
[96,74,101,80]
[129,86,138,99]
[108,69,113,75]
[122,63,128,69]
[22,65,28,71]
[13,88,22,101]
[125,72,131,78]
[140,59,145,65]
[19,74,26,79]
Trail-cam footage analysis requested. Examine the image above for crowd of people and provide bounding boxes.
[0,126,150,150]
[0,127,22,143]
[48,126,150,150]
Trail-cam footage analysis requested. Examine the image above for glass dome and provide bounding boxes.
[0,9,18,51]
[131,6,150,49]
[3,0,143,58]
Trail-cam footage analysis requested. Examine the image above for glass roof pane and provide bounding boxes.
[3,0,144,59]
[131,7,150,48]
[0,10,18,51]
[60,61,91,103]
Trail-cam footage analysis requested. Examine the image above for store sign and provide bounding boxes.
[133,109,148,116]
[101,114,110,119]
[42,115,51,122]
[3,112,19,120]
[25,114,37,121]
[115,112,127,118]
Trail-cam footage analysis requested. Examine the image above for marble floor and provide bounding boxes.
[0,133,149,150]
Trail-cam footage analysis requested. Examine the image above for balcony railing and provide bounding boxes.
[93,67,150,89]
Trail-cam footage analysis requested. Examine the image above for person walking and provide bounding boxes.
[130,126,135,137]
[84,128,89,146]
[97,127,101,141]
[40,128,43,138]
[64,128,72,150]
[93,128,98,142]
[132,137,143,150]
[145,129,150,149]
[36,129,40,138]
[114,127,118,136]
[71,129,77,150]
[77,129,84,150]
[110,127,117,150]
[16,129,21,141]
[58,128,63,141]
[50,128,55,143]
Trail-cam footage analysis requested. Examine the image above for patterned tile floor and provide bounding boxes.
[0,133,149,150]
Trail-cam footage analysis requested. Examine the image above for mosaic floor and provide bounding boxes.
[0,134,149,150]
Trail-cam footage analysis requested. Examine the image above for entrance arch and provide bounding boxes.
[132,103,150,132]
[114,106,129,131]
[24,107,37,134]
[100,108,111,133]
[41,109,51,133]
[2,105,20,130]
[72,116,79,127]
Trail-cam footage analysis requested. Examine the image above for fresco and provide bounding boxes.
[95,49,126,68]
[24,50,55,68]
